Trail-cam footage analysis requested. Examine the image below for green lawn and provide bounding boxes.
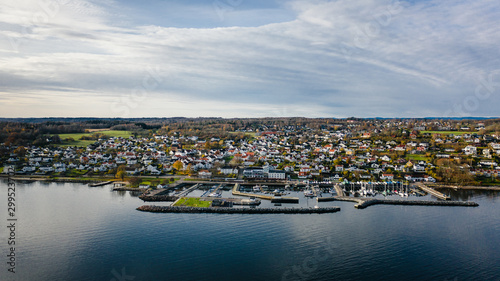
[64,169,89,177]
[421,131,470,135]
[407,154,430,161]
[0,167,4,174]
[229,131,257,137]
[55,130,133,147]
[173,197,211,208]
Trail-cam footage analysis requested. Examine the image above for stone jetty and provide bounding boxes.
[136,205,341,214]
[334,196,479,209]
[139,194,179,202]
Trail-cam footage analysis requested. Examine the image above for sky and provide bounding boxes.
[0,0,499,118]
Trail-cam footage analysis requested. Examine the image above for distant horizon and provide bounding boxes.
[0,116,499,121]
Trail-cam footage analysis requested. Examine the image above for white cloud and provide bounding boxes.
[0,0,499,118]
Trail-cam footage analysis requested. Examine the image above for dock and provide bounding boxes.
[311,185,320,197]
[232,184,299,203]
[415,183,450,200]
[334,184,345,197]
[201,184,223,197]
[88,180,114,187]
[176,183,200,197]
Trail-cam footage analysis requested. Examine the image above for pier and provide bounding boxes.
[334,183,345,196]
[311,185,320,197]
[415,183,450,200]
[176,183,200,197]
[89,180,114,187]
[201,184,223,197]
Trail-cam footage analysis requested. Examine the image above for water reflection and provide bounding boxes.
[0,180,499,281]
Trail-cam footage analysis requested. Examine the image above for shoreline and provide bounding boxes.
[429,184,500,191]
[2,174,500,191]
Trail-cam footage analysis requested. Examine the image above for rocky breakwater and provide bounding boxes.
[136,205,341,214]
[334,196,479,209]
[139,194,179,202]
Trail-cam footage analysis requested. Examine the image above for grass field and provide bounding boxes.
[173,197,211,208]
[229,131,257,137]
[0,167,4,174]
[421,131,470,135]
[407,154,431,161]
[56,130,133,147]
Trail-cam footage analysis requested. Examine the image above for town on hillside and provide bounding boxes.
[1,117,500,187]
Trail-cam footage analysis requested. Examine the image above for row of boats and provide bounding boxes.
[249,183,421,199]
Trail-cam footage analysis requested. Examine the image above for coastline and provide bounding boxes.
[3,174,500,191]
[426,183,500,191]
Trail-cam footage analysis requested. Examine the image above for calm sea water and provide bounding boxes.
[1,180,499,281]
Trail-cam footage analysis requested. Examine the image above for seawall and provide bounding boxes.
[334,196,479,209]
[137,205,341,214]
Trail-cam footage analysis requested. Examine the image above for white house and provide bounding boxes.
[268,170,286,180]
[463,146,477,155]
[220,166,238,175]
[380,173,394,180]
[198,170,212,178]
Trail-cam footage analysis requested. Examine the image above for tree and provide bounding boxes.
[229,156,243,167]
[173,160,184,171]
[116,170,126,181]
[129,177,141,187]
[13,146,27,157]
[116,165,126,180]
[186,163,193,176]
[435,159,473,186]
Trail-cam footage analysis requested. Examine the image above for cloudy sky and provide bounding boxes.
[0,0,499,118]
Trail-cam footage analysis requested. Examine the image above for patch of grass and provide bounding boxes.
[407,154,430,161]
[173,197,211,208]
[0,167,3,173]
[229,131,257,137]
[64,169,88,177]
[183,178,200,181]
[55,130,133,147]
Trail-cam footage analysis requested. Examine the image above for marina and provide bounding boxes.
[133,181,478,211]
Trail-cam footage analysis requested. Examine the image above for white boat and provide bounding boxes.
[208,190,222,197]
[253,185,261,192]
[304,190,315,197]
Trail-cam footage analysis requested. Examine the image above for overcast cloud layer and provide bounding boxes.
[0,0,499,118]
